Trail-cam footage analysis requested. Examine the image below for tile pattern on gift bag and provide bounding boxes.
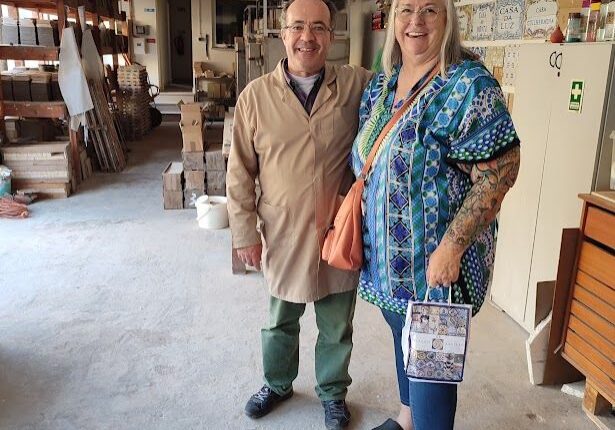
[406,302,471,383]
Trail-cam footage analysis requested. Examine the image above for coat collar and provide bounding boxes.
[273,59,337,117]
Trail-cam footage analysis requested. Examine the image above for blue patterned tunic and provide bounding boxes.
[351,60,519,315]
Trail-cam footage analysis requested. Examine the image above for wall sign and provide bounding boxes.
[144,8,155,13]
[495,0,524,39]
[472,2,495,41]
[457,5,473,40]
[568,80,584,113]
[524,0,557,39]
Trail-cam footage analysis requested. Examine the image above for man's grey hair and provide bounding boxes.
[381,0,474,77]
[279,0,338,30]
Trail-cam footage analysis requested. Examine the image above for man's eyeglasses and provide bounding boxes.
[395,6,443,24]
[283,23,332,35]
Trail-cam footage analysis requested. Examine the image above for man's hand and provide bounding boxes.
[236,244,263,270]
[426,239,463,288]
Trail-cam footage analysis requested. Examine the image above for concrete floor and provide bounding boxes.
[0,123,603,430]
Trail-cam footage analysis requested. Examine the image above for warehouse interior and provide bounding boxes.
[0,0,614,429]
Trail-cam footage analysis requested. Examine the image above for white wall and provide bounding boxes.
[132,0,162,87]
[156,0,170,89]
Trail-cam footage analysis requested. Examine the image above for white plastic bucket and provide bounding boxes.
[196,195,229,229]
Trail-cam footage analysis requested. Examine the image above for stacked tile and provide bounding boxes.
[11,72,32,101]
[36,20,56,47]
[2,72,14,101]
[0,142,72,198]
[30,72,51,101]
[1,17,19,45]
[51,72,63,101]
[19,19,37,45]
[180,103,205,208]
[117,65,151,140]
[204,126,226,196]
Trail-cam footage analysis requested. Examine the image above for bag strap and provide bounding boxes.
[359,63,440,179]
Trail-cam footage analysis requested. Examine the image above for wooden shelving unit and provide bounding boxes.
[0,0,130,190]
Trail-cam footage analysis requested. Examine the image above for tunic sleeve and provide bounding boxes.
[446,75,519,164]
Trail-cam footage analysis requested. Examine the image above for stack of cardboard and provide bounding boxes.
[180,103,206,208]
[204,125,226,196]
[0,142,72,198]
[162,161,184,209]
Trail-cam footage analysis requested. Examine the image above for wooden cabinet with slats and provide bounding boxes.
[562,193,615,424]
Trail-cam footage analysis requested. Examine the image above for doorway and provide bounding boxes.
[168,0,193,88]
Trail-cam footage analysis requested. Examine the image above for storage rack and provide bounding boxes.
[0,0,130,189]
[193,75,236,121]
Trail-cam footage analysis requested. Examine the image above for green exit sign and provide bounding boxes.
[569,80,584,113]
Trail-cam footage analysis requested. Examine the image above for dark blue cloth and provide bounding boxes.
[381,307,458,430]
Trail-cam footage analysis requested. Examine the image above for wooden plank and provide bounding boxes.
[0,142,70,153]
[569,300,615,341]
[583,380,613,416]
[578,241,615,289]
[563,344,615,405]
[566,330,615,380]
[568,315,615,362]
[574,284,615,324]
[0,45,59,61]
[585,206,615,251]
[543,228,584,386]
[582,192,615,215]
[2,101,67,118]
[577,270,615,307]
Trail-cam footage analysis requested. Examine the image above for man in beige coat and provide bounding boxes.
[226,0,371,428]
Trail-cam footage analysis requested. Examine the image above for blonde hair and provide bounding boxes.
[381,0,474,77]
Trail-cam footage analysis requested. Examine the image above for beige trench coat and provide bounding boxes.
[227,61,371,303]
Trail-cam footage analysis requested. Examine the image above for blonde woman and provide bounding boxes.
[351,0,521,428]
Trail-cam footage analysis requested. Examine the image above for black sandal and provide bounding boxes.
[371,418,404,430]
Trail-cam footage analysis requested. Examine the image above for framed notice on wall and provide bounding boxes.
[472,2,495,41]
[495,0,524,39]
[457,5,473,40]
[524,0,557,39]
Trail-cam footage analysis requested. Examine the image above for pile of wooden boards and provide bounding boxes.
[0,142,72,198]
[85,79,126,172]
[117,65,152,140]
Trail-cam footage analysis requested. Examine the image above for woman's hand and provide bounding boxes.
[426,239,464,287]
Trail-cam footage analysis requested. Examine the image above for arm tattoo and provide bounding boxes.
[444,146,521,251]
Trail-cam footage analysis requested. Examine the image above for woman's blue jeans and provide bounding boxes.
[381,307,457,430]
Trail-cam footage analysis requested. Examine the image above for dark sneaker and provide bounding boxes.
[244,385,293,418]
[372,418,404,430]
[322,400,351,429]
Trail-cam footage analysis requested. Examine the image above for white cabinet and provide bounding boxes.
[490,43,615,331]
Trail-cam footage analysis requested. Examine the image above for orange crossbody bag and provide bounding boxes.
[321,65,440,270]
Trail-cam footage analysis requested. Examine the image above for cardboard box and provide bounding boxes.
[180,122,204,152]
[184,188,205,209]
[206,170,226,196]
[184,169,205,191]
[162,161,183,191]
[163,190,184,210]
[182,150,205,171]
[205,143,226,171]
[180,103,204,124]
